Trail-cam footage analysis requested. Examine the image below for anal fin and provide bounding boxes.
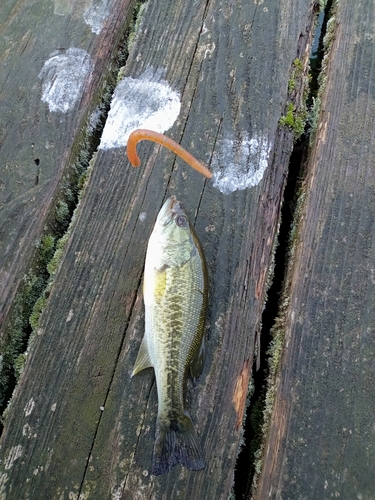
[132,336,153,377]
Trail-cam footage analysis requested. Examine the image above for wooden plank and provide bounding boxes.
[0,0,318,498]
[256,1,375,498]
[0,0,135,401]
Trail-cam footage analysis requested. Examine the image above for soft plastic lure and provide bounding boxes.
[127,129,212,179]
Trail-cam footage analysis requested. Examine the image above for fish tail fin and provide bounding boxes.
[151,411,205,475]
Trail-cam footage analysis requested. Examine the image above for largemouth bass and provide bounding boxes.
[132,196,208,475]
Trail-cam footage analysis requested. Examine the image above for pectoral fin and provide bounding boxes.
[132,337,153,376]
[189,336,205,385]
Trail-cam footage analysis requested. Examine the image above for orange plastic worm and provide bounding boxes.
[127,129,213,179]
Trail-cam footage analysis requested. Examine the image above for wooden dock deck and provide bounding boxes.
[0,0,374,498]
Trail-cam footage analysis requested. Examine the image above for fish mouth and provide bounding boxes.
[158,196,185,225]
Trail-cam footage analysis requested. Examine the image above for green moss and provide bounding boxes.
[280,102,308,138]
[55,199,70,227]
[287,58,304,91]
[47,232,70,278]
[293,57,303,72]
[288,78,296,91]
[280,55,310,139]
[0,269,47,407]
[14,354,27,380]
[127,1,148,54]
[29,295,47,332]
[279,102,295,128]
[294,113,307,137]
[37,234,56,267]
[116,66,126,84]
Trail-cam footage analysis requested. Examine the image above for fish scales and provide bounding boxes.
[151,261,204,410]
[132,196,208,475]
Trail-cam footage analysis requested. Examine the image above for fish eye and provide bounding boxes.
[176,215,187,227]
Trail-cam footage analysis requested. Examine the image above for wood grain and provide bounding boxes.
[256,1,375,498]
[0,0,134,353]
[0,0,318,498]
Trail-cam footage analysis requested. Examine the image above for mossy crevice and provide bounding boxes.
[251,185,307,496]
[127,0,149,53]
[279,58,310,139]
[234,17,319,498]
[0,0,148,428]
[0,234,55,415]
[248,1,339,498]
[308,0,338,141]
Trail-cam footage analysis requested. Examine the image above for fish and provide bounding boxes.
[132,196,208,475]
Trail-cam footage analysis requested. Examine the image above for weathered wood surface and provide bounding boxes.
[0,0,318,499]
[256,1,375,499]
[0,0,135,396]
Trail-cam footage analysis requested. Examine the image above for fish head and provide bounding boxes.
[150,196,197,268]
[157,196,188,227]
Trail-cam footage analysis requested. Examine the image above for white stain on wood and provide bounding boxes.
[24,398,35,417]
[99,68,181,150]
[84,0,111,34]
[4,445,23,470]
[198,41,216,60]
[212,133,271,194]
[38,48,93,113]
[66,309,74,322]
[22,423,34,439]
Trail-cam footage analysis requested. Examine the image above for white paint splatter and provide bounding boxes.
[99,68,181,150]
[66,309,74,322]
[139,212,147,222]
[23,425,37,439]
[24,397,35,416]
[211,133,271,194]
[198,42,216,60]
[39,48,93,113]
[4,445,23,470]
[84,0,111,34]
[111,488,122,500]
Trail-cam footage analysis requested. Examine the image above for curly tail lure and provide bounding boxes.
[127,129,213,179]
